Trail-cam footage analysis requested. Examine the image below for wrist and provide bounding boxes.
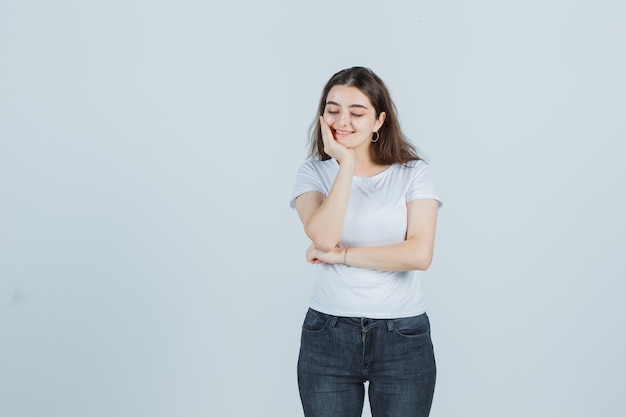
[330,247,344,265]
[336,154,356,169]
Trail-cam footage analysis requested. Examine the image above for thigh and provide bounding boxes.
[297,309,365,417]
[368,313,436,417]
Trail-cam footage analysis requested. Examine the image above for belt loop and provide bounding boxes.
[386,319,394,332]
[328,315,338,328]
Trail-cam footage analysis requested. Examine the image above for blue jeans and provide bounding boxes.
[297,308,436,417]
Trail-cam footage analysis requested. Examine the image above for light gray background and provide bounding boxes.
[1,1,625,416]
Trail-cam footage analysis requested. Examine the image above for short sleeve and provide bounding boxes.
[289,161,326,209]
[406,161,443,207]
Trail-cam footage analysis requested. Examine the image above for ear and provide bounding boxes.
[374,111,386,131]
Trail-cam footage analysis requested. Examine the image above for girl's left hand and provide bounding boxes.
[306,243,342,265]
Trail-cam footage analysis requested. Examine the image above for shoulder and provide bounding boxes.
[291,159,336,209]
[403,159,429,170]
[292,159,337,188]
[297,158,337,175]
[390,159,430,177]
[400,160,442,206]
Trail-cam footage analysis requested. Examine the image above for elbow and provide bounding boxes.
[408,248,433,271]
[405,258,431,271]
[304,224,339,252]
[414,257,432,271]
[304,231,338,253]
[311,239,338,253]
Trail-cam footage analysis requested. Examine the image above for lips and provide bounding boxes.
[333,129,354,138]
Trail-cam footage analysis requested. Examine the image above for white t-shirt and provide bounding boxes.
[290,158,442,319]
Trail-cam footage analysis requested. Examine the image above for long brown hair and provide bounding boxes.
[308,67,422,164]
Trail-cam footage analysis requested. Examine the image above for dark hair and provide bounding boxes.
[308,66,422,164]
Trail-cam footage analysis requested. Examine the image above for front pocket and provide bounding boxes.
[301,308,330,333]
[391,313,430,337]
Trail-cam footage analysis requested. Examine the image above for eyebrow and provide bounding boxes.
[325,100,369,110]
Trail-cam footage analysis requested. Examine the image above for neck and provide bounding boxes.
[352,149,387,177]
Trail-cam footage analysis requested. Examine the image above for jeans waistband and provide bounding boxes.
[311,309,394,332]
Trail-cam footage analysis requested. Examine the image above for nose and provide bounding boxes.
[338,111,350,126]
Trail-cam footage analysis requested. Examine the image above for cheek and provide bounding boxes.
[322,114,337,125]
[351,118,371,130]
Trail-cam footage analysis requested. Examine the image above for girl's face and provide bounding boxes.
[323,85,385,153]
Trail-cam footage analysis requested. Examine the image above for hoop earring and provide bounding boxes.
[371,131,380,143]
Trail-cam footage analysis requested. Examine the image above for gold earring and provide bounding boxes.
[371,131,380,143]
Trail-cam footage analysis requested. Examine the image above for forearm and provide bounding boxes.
[347,240,434,271]
[313,239,434,272]
[303,159,355,251]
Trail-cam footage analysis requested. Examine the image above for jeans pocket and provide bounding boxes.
[301,308,330,333]
[391,313,431,338]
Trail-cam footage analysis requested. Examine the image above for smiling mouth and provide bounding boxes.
[334,129,354,136]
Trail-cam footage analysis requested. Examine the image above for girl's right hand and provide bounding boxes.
[320,116,355,164]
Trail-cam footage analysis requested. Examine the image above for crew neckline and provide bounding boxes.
[331,158,394,181]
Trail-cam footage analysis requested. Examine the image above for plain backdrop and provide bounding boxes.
[1,1,625,416]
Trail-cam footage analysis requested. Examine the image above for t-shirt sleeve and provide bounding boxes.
[406,161,443,207]
[289,161,325,209]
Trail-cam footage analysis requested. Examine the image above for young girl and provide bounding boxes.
[290,67,442,417]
